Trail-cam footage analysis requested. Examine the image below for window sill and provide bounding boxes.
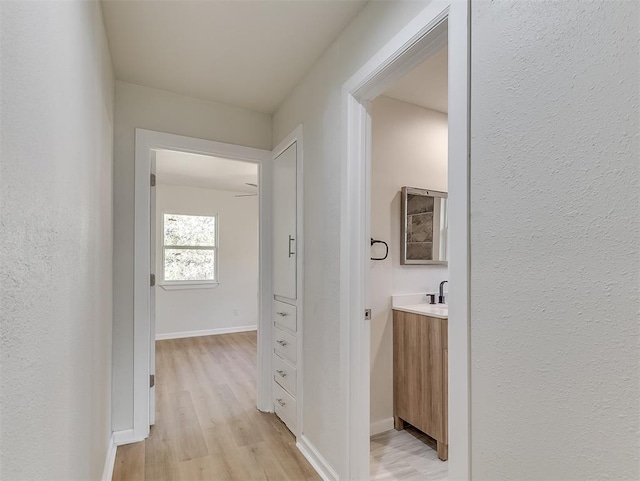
[160,282,219,291]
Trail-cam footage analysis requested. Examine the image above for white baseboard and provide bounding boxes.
[155,325,257,340]
[112,428,142,446]
[101,434,117,481]
[370,417,395,436]
[296,435,338,481]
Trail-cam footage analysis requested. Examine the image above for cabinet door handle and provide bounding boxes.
[288,235,295,258]
[276,369,287,377]
[276,311,289,317]
[276,340,288,346]
[276,398,286,407]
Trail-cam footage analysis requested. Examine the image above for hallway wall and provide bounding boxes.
[470,1,639,479]
[0,1,115,479]
[155,184,259,337]
[275,0,639,478]
[112,81,271,431]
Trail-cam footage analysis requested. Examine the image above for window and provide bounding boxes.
[162,213,217,284]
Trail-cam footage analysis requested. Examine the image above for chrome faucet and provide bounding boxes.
[439,280,448,304]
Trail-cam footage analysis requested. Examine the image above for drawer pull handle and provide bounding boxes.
[276,369,287,377]
[276,398,286,407]
[276,340,288,346]
[276,312,289,317]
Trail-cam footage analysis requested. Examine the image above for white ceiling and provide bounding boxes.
[101,0,368,114]
[383,45,448,114]
[156,149,258,192]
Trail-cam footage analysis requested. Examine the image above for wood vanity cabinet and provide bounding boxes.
[393,310,448,460]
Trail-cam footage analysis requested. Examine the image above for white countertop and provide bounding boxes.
[392,303,448,319]
[391,293,448,319]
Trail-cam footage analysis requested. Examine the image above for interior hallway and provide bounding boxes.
[112,332,319,481]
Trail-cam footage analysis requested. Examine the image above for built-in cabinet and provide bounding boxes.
[272,142,297,300]
[393,310,448,460]
[271,138,301,435]
[272,300,298,431]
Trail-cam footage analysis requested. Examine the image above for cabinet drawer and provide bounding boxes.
[273,327,296,364]
[273,381,296,433]
[273,300,297,332]
[273,354,297,396]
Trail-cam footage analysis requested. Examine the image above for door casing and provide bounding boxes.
[129,129,272,444]
[340,1,471,479]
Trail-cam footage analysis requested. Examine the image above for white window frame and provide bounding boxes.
[161,211,219,288]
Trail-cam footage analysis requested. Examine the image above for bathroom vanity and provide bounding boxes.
[392,301,448,460]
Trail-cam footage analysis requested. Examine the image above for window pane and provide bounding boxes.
[164,248,215,281]
[164,214,216,246]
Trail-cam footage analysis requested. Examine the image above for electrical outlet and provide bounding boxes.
[233,308,239,317]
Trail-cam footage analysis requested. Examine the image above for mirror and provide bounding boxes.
[400,186,448,265]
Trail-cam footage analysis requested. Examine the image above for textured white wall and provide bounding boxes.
[155,184,258,336]
[0,1,115,480]
[369,96,448,431]
[471,1,639,479]
[273,0,431,470]
[112,81,271,430]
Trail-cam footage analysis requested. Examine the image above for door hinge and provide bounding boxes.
[150,374,155,388]
[365,309,372,320]
[150,273,156,287]
[150,173,156,187]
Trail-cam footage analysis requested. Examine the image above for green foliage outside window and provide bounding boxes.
[163,214,217,282]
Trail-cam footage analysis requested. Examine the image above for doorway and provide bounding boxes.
[132,130,272,442]
[150,150,260,424]
[340,1,470,480]
[368,39,449,481]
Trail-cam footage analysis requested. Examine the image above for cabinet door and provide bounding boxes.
[272,142,297,299]
[393,311,445,440]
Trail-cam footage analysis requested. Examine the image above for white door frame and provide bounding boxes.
[340,1,470,479]
[132,129,272,442]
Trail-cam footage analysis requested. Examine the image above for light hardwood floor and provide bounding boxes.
[370,425,448,481]
[112,332,320,481]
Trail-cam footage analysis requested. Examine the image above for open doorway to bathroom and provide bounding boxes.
[368,39,450,481]
[339,3,470,478]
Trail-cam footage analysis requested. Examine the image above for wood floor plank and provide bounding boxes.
[144,423,180,481]
[112,441,145,481]
[245,441,291,481]
[178,455,234,481]
[168,390,209,462]
[112,331,320,481]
